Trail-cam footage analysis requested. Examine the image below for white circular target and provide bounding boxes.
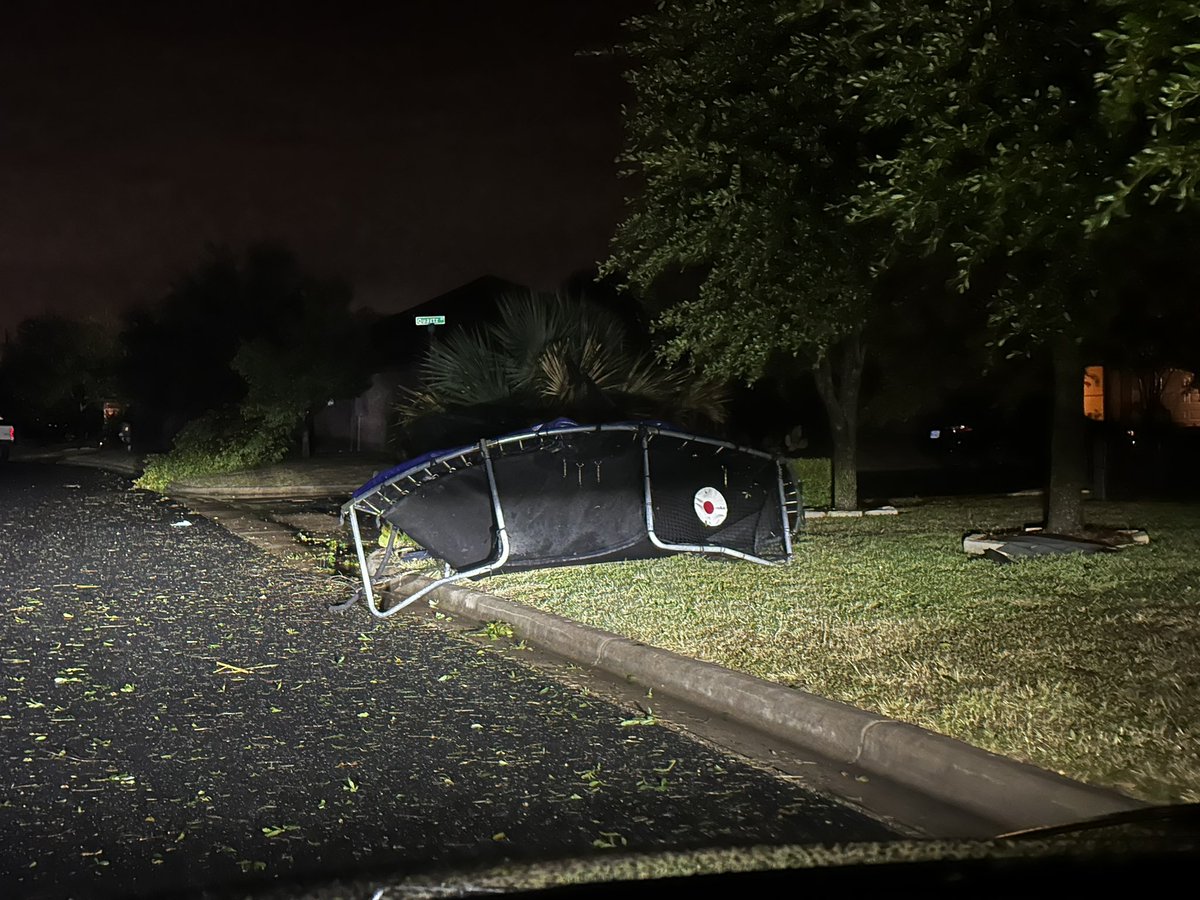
[693,486,728,527]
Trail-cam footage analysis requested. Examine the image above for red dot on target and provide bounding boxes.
[703,501,715,514]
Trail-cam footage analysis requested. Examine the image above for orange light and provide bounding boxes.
[1083,366,1104,420]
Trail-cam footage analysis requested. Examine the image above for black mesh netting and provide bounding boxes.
[647,437,788,560]
[382,428,788,572]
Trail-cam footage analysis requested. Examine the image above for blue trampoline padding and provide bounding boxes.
[351,417,584,501]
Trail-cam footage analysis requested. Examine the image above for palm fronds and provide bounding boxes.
[398,289,728,435]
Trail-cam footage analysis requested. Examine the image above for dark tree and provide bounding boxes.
[601,0,893,510]
[120,243,370,453]
[0,314,117,439]
[848,0,1200,531]
[119,247,250,445]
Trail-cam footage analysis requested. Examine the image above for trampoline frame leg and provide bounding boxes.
[343,439,511,619]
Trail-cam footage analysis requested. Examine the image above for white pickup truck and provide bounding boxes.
[0,418,13,461]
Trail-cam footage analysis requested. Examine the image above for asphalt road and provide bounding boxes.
[0,463,894,899]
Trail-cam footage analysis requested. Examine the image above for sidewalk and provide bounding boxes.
[162,452,396,500]
[41,446,395,502]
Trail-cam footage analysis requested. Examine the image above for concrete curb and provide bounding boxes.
[63,457,144,476]
[29,451,145,480]
[381,573,1146,834]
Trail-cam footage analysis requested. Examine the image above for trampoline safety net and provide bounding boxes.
[338,422,802,619]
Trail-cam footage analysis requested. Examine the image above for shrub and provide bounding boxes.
[790,457,831,509]
[136,405,294,492]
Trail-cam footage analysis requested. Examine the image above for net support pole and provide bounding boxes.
[361,437,512,618]
[777,460,795,561]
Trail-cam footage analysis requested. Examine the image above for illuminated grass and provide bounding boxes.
[485,498,1200,804]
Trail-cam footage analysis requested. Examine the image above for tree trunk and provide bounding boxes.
[300,410,313,459]
[1045,336,1086,534]
[813,332,866,511]
[830,418,859,512]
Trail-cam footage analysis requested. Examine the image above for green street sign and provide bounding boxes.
[414,315,446,326]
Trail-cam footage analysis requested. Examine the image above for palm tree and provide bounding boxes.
[400,290,727,449]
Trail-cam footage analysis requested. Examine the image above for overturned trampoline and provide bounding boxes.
[336,420,803,618]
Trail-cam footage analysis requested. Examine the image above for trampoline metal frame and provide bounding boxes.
[338,423,802,618]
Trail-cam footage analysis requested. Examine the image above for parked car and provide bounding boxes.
[926,422,980,460]
[0,416,14,461]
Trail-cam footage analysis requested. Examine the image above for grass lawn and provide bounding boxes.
[473,497,1200,805]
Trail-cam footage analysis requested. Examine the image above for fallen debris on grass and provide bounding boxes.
[964,528,1150,563]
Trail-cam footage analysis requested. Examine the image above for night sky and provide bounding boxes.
[0,0,642,335]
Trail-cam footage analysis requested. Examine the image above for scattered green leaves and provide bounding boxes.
[261,824,299,839]
[619,709,658,727]
[576,764,605,792]
[592,831,627,850]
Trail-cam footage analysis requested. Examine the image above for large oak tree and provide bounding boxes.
[605,1,1200,525]
[602,0,889,510]
[849,0,1200,532]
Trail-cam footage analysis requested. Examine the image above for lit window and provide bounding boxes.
[1083,366,1104,420]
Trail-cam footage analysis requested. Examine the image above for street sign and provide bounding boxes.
[414,315,445,326]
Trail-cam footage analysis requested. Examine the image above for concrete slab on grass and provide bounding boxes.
[806,507,900,518]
